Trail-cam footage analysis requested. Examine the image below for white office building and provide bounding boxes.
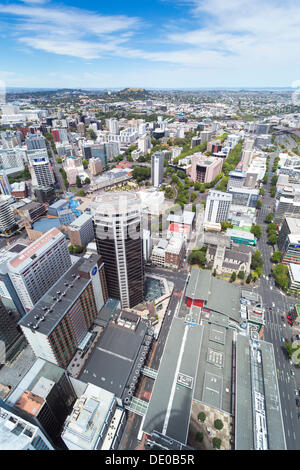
[29,154,55,187]
[0,406,54,450]
[151,152,165,187]
[7,228,72,311]
[0,196,16,232]
[204,190,232,223]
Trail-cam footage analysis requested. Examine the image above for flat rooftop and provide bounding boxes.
[8,228,63,271]
[143,316,203,444]
[19,254,101,336]
[79,320,150,401]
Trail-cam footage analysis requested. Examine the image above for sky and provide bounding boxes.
[0,0,299,89]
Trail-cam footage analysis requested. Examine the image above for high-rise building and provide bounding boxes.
[5,358,77,448]
[138,134,152,155]
[190,154,223,183]
[29,154,55,187]
[0,298,22,361]
[151,151,165,187]
[25,134,47,150]
[204,190,232,223]
[0,196,16,233]
[0,149,24,171]
[52,128,68,144]
[8,228,72,312]
[61,382,125,450]
[0,240,29,316]
[19,254,108,368]
[107,119,119,135]
[92,193,144,309]
[0,404,54,450]
[88,157,102,175]
[0,171,11,195]
[227,186,259,208]
[68,213,94,247]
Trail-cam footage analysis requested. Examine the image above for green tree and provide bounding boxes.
[221,222,233,231]
[214,419,224,430]
[238,271,245,280]
[267,223,277,234]
[230,272,237,283]
[246,273,252,284]
[251,250,264,270]
[256,200,262,209]
[270,186,276,197]
[82,159,88,169]
[198,412,206,423]
[250,224,262,239]
[259,188,266,195]
[196,432,203,443]
[76,175,82,188]
[212,438,222,450]
[271,251,282,263]
[190,192,197,203]
[268,233,278,245]
[56,157,62,164]
[187,250,206,267]
[77,190,86,197]
[273,264,289,291]
[84,177,90,184]
[265,213,274,223]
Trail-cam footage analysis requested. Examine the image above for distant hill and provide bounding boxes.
[113,88,151,100]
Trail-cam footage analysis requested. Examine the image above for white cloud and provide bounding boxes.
[0,3,141,59]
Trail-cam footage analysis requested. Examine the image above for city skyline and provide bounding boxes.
[0,0,300,89]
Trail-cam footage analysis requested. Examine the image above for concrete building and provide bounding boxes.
[204,190,232,224]
[0,240,29,316]
[151,151,165,187]
[29,154,55,187]
[88,157,102,176]
[152,236,184,269]
[68,213,94,247]
[227,170,246,189]
[0,404,54,450]
[0,298,23,361]
[227,187,259,208]
[92,193,144,309]
[138,134,152,155]
[4,358,77,448]
[26,134,47,151]
[190,154,223,183]
[10,182,27,199]
[61,383,125,450]
[19,254,107,368]
[288,263,300,292]
[0,171,11,196]
[8,228,72,312]
[0,196,16,233]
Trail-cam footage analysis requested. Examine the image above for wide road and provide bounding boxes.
[255,151,300,449]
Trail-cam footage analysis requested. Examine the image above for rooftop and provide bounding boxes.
[79,320,151,401]
[8,228,63,271]
[18,254,101,336]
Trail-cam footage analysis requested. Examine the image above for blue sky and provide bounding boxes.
[0,0,299,89]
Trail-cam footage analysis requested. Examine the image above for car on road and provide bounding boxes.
[296,398,300,407]
[291,369,295,376]
[286,338,289,342]
[295,390,299,396]
[298,412,300,421]
[281,336,286,342]
[283,323,286,328]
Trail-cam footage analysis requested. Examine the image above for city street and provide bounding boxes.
[255,151,300,449]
